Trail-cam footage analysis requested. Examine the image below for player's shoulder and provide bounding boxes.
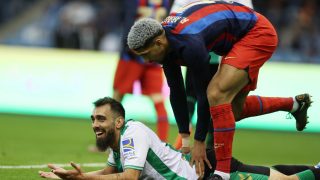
[121,119,148,136]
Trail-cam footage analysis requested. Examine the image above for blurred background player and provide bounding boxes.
[112,0,171,142]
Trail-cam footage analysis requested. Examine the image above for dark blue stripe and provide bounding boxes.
[256,96,263,114]
[214,127,235,132]
[181,11,257,34]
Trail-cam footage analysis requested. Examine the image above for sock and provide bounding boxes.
[296,169,315,180]
[210,104,235,174]
[240,96,293,119]
[291,97,299,112]
[213,170,230,179]
[155,102,169,141]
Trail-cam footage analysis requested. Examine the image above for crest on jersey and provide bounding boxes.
[122,138,136,159]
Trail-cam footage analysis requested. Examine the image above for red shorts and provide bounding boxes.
[113,60,164,95]
[221,13,278,92]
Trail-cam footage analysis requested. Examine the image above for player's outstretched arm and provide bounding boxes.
[83,169,141,180]
[39,162,119,179]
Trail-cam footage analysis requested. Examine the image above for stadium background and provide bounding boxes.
[0,0,319,179]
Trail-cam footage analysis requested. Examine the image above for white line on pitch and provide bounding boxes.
[0,163,106,169]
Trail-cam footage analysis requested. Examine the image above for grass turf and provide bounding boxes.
[0,113,319,179]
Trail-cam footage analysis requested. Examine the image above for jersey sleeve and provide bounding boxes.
[183,38,212,141]
[107,149,117,167]
[121,125,150,171]
[163,61,190,134]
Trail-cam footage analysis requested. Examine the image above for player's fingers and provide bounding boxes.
[204,157,212,169]
[70,162,82,173]
[198,161,202,176]
[47,164,63,171]
[200,160,207,176]
[38,171,60,179]
[38,171,46,178]
[189,157,195,166]
[52,167,69,175]
[47,164,56,170]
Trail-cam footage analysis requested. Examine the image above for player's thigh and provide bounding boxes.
[220,14,277,92]
[113,60,144,94]
[207,64,249,104]
[140,65,163,97]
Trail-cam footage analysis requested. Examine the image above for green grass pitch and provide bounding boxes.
[0,113,319,179]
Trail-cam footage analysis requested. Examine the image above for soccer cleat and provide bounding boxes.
[315,162,320,169]
[292,93,312,131]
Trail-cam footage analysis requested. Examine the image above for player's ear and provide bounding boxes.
[115,117,124,129]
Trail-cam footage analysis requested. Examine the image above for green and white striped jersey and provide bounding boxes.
[107,120,198,180]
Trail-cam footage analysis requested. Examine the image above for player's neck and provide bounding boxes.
[111,130,121,152]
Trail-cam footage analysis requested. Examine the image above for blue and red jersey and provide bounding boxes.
[120,0,171,63]
[163,1,257,57]
[161,1,259,141]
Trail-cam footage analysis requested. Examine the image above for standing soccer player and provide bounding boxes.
[113,0,171,142]
[127,1,312,179]
[170,0,254,151]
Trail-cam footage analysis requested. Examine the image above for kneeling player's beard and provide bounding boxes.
[96,129,116,151]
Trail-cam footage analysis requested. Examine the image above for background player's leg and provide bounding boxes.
[150,93,169,142]
[143,66,169,142]
[113,89,124,102]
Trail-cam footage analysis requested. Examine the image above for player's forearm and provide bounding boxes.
[164,64,190,134]
[82,172,137,180]
[84,170,108,176]
[194,98,210,141]
[85,167,116,176]
[170,94,190,134]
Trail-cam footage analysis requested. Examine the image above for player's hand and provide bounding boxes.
[39,170,60,179]
[39,163,67,179]
[47,162,85,180]
[190,140,212,178]
[181,146,191,154]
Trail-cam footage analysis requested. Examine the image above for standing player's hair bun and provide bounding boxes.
[127,18,163,50]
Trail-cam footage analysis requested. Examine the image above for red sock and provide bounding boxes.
[241,96,293,119]
[155,102,169,141]
[210,104,235,173]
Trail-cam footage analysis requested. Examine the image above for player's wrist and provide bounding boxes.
[181,137,190,148]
